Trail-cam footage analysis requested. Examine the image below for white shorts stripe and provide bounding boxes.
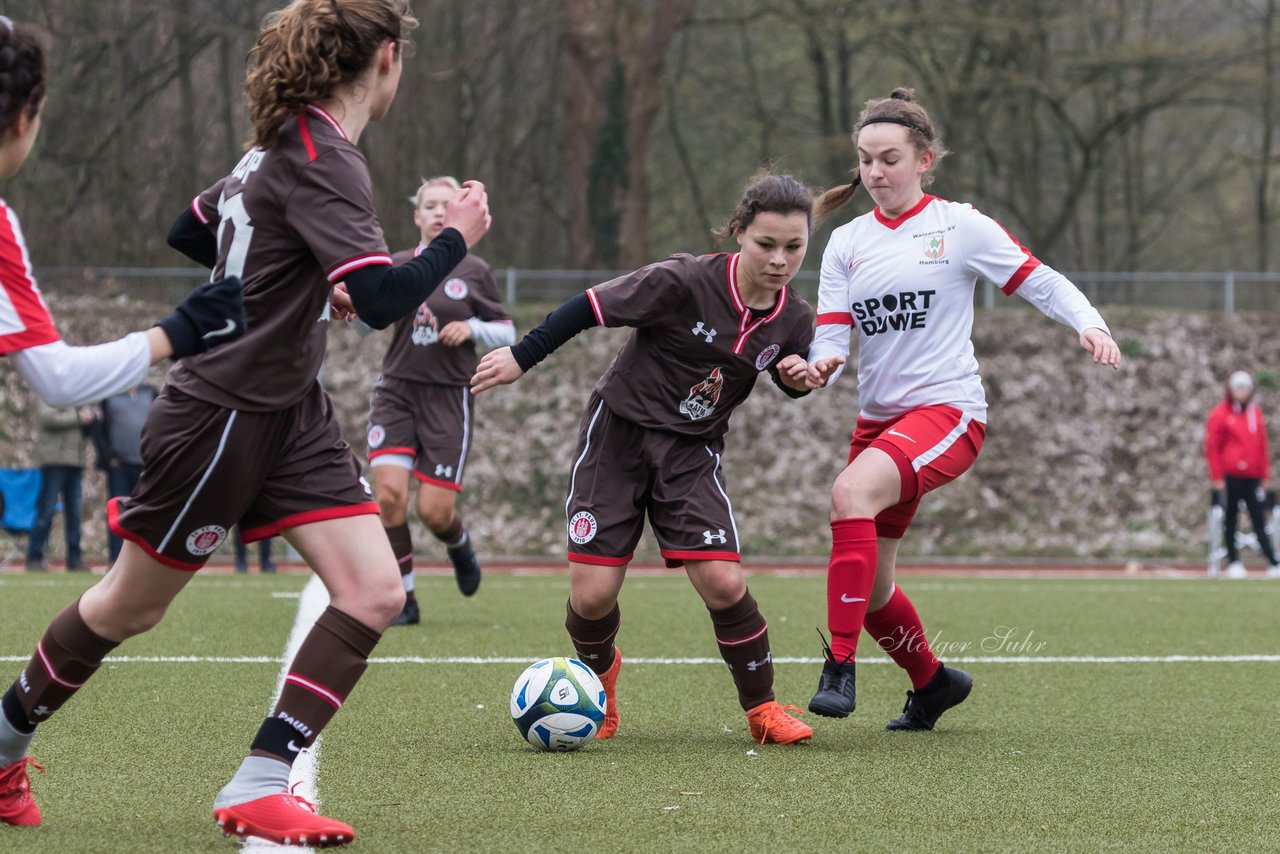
[566,402,606,518]
[158,411,238,553]
[911,412,972,473]
[704,446,741,552]
[454,387,471,485]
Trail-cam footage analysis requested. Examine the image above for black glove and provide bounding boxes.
[156,276,246,359]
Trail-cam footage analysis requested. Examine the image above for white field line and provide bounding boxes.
[8,654,1279,666]
[243,574,329,854]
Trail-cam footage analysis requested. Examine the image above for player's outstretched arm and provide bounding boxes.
[11,276,245,407]
[472,291,600,394]
[1079,327,1121,370]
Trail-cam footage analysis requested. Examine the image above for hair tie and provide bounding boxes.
[860,116,921,132]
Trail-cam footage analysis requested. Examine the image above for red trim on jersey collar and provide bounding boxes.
[873,194,936,230]
[298,115,318,162]
[305,103,349,140]
[725,252,788,355]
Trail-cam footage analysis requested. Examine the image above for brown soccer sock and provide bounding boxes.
[709,590,776,711]
[385,522,415,599]
[3,597,120,729]
[430,514,466,549]
[250,606,381,764]
[565,600,620,676]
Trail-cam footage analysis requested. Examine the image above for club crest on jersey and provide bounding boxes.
[443,278,469,300]
[923,235,945,260]
[679,367,725,421]
[568,511,598,545]
[185,525,227,556]
[411,303,439,346]
[368,425,386,448]
[755,343,781,370]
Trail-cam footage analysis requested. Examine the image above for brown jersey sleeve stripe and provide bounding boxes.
[326,253,393,283]
[585,287,606,326]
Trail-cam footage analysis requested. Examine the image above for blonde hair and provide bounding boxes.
[409,175,461,206]
[245,0,417,150]
[815,87,950,220]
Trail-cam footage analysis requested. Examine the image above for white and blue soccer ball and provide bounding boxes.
[509,657,607,751]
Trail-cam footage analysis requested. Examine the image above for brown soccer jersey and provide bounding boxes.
[586,253,815,439]
[168,104,393,411]
[379,247,510,386]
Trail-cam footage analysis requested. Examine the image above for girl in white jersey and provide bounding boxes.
[804,88,1120,730]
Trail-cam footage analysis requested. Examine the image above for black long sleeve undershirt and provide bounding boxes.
[337,228,468,330]
[167,208,219,269]
[770,366,810,399]
[510,291,599,372]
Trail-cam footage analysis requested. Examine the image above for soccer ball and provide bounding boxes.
[509,657,607,751]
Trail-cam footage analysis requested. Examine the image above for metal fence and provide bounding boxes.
[36,266,1280,312]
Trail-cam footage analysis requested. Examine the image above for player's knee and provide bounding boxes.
[417,502,453,534]
[569,587,617,620]
[108,602,169,639]
[376,487,408,522]
[365,579,407,630]
[831,476,888,520]
[699,570,746,610]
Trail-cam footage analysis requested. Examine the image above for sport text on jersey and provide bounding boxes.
[851,290,936,336]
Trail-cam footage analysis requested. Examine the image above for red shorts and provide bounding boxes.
[849,404,986,539]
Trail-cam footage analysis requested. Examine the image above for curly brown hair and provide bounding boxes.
[815,87,950,220]
[0,19,47,138]
[245,0,418,150]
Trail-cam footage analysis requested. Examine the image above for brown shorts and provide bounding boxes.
[366,376,472,492]
[110,382,378,570]
[565,394,740,567]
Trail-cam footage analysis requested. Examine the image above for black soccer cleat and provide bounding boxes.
[886,664,972,731]
[392,597,420,627]
[807,630,857,718]
[447,534,481,597]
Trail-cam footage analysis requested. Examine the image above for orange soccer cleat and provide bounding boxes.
[747,701,813,745]
[213,792,355,847]
[0,757,44,827]
[594,649,622,740]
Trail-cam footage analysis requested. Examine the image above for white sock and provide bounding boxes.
[0,710,34,769]
[213,755,291,809]
[402,572,415,594]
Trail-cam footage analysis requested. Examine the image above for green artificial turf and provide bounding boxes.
[1,571,1277,852]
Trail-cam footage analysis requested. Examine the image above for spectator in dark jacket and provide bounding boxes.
[92,385,157,562]
[26,402,96,571]
[1206,370,1280,578]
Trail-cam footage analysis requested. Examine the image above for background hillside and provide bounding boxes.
[3,296,1273,564]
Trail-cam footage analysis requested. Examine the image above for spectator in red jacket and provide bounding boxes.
[1206,370,1280,578]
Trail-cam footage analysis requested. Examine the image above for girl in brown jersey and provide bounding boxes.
[473,173,828,746]
[366,176,516,625]
[0,2,489,846]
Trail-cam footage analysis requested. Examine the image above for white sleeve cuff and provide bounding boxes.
[467,317,516,348]
[11,334,152,407]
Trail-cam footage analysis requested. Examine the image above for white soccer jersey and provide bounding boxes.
[809,195,1109,422]
[0,199,60,355]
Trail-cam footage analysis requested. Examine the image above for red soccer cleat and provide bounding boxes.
[0,757,44,827]
[595,649,622,740]
[213,792,355,847]
[747,701,814,745]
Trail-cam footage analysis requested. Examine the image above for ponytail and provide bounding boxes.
[245,0,417,150]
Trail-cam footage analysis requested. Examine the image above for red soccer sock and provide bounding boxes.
[826,518,878,660]
[863,584,940,690]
